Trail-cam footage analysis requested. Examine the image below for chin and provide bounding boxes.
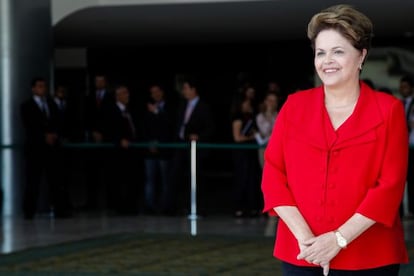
[322,81,341,89]
[320,79,340,88]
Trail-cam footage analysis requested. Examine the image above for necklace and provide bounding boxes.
[326,102,356,109]
[325,94,359,109]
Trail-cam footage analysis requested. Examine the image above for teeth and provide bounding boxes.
[324,69,338,73]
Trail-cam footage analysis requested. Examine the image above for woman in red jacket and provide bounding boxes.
[261,4,408,276]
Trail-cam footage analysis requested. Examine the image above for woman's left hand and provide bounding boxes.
[297,231,341,271]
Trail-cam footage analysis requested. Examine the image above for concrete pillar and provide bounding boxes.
[0,0,52,216]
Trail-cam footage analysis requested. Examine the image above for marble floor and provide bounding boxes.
[1,213,413,255]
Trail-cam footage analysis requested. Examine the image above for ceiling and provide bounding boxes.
[53,0,414,47]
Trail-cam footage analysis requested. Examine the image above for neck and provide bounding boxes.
[324,81,360,107]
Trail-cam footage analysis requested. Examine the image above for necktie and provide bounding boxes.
[41,99,50,118]
[60,100,65,111]
[124,110,136,139]
[96,91,103,107]
[157,102,164,112]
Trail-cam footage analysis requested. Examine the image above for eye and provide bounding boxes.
[315,51,325,57]
[334,50,344,55]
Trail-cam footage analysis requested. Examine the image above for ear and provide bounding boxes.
[361,49,368,64]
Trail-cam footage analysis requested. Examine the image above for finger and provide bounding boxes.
[297,249,312,260]
[303,237,316,245]
[323,263,330,276]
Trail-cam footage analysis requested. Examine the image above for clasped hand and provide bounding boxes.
[297,232,341,276]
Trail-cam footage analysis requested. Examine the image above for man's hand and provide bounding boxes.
[45,133,58,146]
[120,139,129,149]
[189,134,199,141]
[92,131,103,143]
[147,103,158,114]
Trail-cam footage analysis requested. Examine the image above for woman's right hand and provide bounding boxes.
[298,239,330,275]
[298,240,311,253]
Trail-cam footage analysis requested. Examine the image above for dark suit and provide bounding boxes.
[176,99,214,142]
[162,98,214,215]
[85,89,114,140]
[142,102,174,158]
[50,98,73,216]
[142,102,174,212]
[20,97,62,219]
[405,97,414,215]
[84,89,114,210]
[106,103,141,213]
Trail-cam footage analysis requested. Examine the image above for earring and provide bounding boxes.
[359,63,363,70]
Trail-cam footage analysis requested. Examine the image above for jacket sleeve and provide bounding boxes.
[261,98,297,216]
[356,100,408,227]
[20,102,45,146]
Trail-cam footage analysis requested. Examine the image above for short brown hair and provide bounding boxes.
[307,5,373,52]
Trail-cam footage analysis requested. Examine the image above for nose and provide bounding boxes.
[323,53,333,64]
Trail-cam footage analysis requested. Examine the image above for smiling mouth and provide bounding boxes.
[323,68,339,73]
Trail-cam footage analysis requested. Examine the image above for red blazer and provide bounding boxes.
[262,82,408,270]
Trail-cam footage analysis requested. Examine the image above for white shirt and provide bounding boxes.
[33,95,49,117]
[256,111,277,143]
[96,89,106,100]
[54,97,65,110]
[116,102,126,112]
[179,96,200,140]
[403,96,413,114]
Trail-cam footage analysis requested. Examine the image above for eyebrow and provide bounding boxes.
[315,46,344,51]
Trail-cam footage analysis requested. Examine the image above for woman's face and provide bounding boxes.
[314,29,367,89]
[245,88,255,100]
[265,94,278,111]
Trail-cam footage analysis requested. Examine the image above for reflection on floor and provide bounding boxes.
[0,214,273,254]
[0,214,413,255]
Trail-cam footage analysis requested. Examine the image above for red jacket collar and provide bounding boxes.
[287,81,384,150]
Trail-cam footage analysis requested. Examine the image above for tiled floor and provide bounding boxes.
[0,214,276,254]
[0,213,413,255]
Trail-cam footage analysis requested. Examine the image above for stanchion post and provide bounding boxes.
[188,140,198,221]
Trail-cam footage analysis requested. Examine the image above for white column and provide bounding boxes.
[0,0,52,217]
[0,0,15,217]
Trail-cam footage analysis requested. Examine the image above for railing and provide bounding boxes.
[63,141,265,226]
[1,141,265,235]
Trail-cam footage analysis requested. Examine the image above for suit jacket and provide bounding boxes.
[176,99,214,142]
[51,98,70,140]
[85,89,114,138]
[107,103,137,146]
[142,102,174,158]
[20,97,59,151]
[405,96,414,133]
[262,82,408,269]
